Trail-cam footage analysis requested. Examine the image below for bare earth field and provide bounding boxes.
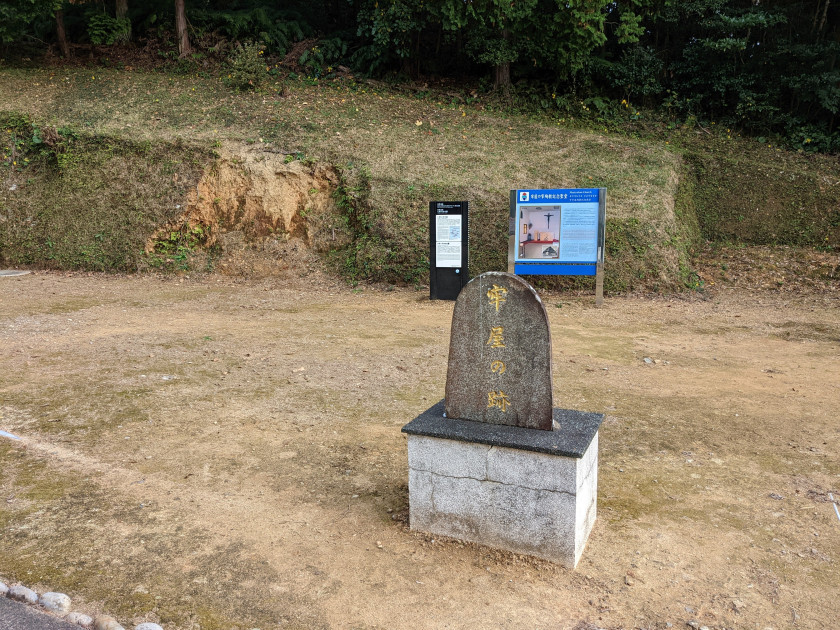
[1,271,839,630]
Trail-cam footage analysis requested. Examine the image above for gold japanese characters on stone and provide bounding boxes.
[487,390,511,412]
[486,284,508,312]
[485,287,510,412]
[486,326,506,348]
[445,272,553,430]
[490,360,506,375]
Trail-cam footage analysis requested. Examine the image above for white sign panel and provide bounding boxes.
[435,214,462,268]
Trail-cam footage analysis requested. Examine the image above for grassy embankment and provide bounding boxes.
[1,66,838,291]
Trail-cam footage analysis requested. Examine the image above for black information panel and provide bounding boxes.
[429,201,469,300]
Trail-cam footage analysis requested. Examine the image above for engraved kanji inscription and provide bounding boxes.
[486,326,506,348]
[486,284,508,312]
[487,390,511,412]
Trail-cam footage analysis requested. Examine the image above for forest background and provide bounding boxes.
[2,0,838,153]
[1,0,838,292]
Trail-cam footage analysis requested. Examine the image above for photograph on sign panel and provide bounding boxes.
[517,205,561,260]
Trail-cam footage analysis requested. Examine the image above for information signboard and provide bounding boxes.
[435,212,463,268]
[430,201,469,300]
[508,188,606,304]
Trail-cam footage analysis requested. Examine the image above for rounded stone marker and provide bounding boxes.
[445,272,554,430]
[135,623,164,630]
[66,612,95,628]
[8,584,39,605]
[94,615,126,630]
[40,591,72,614]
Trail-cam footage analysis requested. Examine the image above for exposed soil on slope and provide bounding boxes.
[143,145,351,278]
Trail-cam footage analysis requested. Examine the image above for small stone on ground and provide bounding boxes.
[94,615,125,630]
[9,584,39,605]
[40,592,72,614]
[66,611,94,628]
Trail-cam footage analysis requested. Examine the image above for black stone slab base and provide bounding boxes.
[402,400,603,458]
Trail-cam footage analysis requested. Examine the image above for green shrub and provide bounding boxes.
[190,7,310,55]
[86,12,131,45]
[299,37,348,78]
[224,43,269,91]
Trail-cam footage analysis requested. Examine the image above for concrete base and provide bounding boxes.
[402,402,602,568]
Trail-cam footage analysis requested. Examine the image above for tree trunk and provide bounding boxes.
[400,56,412,77]
[56,9,70,58]
[493,28,511,89]
[818,0,831,35]
[415,31,422,77]
[175,0,191,59]
[812,0,822,33]
[494,61,511,88]
[115,0,131,42]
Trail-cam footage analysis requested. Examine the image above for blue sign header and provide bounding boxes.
[515,188,600,204]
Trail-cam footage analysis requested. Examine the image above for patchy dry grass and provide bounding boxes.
[0,113,213,271]
[3,65,835,289]
[1,67,690,291]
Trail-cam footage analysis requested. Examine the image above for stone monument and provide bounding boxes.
[402,271,603,568]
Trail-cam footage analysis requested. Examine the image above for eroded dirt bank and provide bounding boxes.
[145,145,352,277]
[1,273,839,630]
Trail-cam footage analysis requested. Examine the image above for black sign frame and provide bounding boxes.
[429,201,469,300]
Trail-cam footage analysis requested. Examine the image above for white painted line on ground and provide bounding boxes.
[0,429,21,440]
[829,493,840,522]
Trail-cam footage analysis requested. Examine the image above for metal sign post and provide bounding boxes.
[430,201,469,300]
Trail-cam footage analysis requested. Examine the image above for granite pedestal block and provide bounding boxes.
[402,401,602,568]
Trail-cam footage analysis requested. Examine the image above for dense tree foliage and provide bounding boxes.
[354,0,615,86]
[0,0,61,44]
[1,0,837,151]
[606,0,840,151]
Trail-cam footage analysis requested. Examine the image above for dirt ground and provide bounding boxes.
[1,268,839,630]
